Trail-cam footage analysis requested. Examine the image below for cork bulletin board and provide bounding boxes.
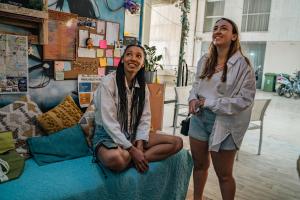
[54,17,121,80]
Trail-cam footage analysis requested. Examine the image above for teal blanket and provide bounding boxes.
[0,149,193,200]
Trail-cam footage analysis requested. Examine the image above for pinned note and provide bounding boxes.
[99,58,107,67]
[98,67,105,76]
[99,40,107,49]
[114,49,121,57]
[113,57,121,66]
[64,61,72,71]
[55,61,64,72]
[106,49,113,57]
[107,58,113,66]
[96,49,104,57]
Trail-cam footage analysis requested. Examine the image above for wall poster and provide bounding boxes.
[0,33,28,94]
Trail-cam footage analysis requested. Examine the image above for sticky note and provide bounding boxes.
[97,49,104,57]
[55,71,64,80]
[99,58,107,67]
[99,40,107,49]
[106,49,113,57]
[107,58,113,66]
[64,62,71,71]
[55,61,64,72]
[113,57,121,66]
[114,49,121,57]
[98,68,105,76]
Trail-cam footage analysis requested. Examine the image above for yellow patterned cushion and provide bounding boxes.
[37,96,83,134]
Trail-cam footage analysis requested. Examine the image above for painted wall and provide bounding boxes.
[0,0,142,110]
[263,42,300,75]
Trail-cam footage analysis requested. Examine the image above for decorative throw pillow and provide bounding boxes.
[27,124,91,166]
[0,96,43,158]
[78,103,95,147]
[37,95,83,134]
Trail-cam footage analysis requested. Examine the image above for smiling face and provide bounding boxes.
[123,46,145,77]
[212,19,237,48]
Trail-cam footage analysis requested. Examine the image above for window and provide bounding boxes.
[203,0,225,32]
[242,0,272,32]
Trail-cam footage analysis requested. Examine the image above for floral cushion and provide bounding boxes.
[0,96,42,158]
[78,103,95,147]
[37,96,83,134]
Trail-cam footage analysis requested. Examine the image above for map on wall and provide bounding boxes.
[0,34,28,94]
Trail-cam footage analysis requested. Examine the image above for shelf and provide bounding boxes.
[0,2,48,44]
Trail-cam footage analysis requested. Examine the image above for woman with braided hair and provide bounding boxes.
[93,44,182,173]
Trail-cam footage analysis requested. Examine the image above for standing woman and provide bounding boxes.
[188,18,256,200]
[93,44,182,173]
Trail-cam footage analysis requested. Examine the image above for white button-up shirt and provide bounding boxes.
[94,72,151,149]
[189,51,256,151]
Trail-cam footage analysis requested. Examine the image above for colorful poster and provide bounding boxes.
[78,74,102,107]
[0,34,28,94]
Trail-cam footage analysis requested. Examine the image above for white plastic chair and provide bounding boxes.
[248,98,271,155]
[237,98,271,160]
[173,86,192,135]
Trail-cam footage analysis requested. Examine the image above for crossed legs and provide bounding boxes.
[96,133,183,172]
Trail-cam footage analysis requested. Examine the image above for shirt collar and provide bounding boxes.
[227,51,243,67]
[124,77,140,91]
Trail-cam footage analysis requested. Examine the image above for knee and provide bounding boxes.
[193,160,210,171]
[216,172,234,183]
[104,152,128,172]
[172,136,183,153]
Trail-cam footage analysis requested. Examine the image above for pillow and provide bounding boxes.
[0,96,43,158]
[37,95,83,134]
[27,124,90,166]
[0,131,15,154]
[78,103,95,147]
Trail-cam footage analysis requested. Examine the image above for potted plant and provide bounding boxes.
[144,45,163,83]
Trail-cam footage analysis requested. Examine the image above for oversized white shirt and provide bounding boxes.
[93,72,151,149]
[189,51,256,151]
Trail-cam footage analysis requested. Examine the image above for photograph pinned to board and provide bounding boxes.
[106,22,120,46]
[0,34,28,94]
[78,74,102,107]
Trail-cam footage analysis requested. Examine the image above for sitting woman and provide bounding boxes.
[93,44,183,173]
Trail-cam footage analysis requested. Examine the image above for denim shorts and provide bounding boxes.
[188,109,237,151]
[93,125,118,151]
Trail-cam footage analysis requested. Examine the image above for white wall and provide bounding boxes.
[263,42,300,75]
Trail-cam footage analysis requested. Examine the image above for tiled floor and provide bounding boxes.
[162,88,300,200]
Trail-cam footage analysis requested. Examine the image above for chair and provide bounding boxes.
[173,86,192,135]
[248,99,271,155]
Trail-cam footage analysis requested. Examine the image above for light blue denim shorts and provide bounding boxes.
[188,109,237,151]
[93,125,118,151]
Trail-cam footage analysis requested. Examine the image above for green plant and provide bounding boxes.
[144,45,163,72]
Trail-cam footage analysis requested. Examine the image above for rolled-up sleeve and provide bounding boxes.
[135,86,151,141]
[204,62,256,115]
[95,82,132,149]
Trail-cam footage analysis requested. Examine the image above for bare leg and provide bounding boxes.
[97,146,131,172]
[189,137,210,200]
[211,150,237,200]
[144,133,183,162]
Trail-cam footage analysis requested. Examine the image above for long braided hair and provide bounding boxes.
[116,45,146,141]
[200,18,251,82]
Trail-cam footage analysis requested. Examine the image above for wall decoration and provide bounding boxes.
[0,33,28,94]
[43,10,77,60]
[78,74,102,107]
[106,22,120,46]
